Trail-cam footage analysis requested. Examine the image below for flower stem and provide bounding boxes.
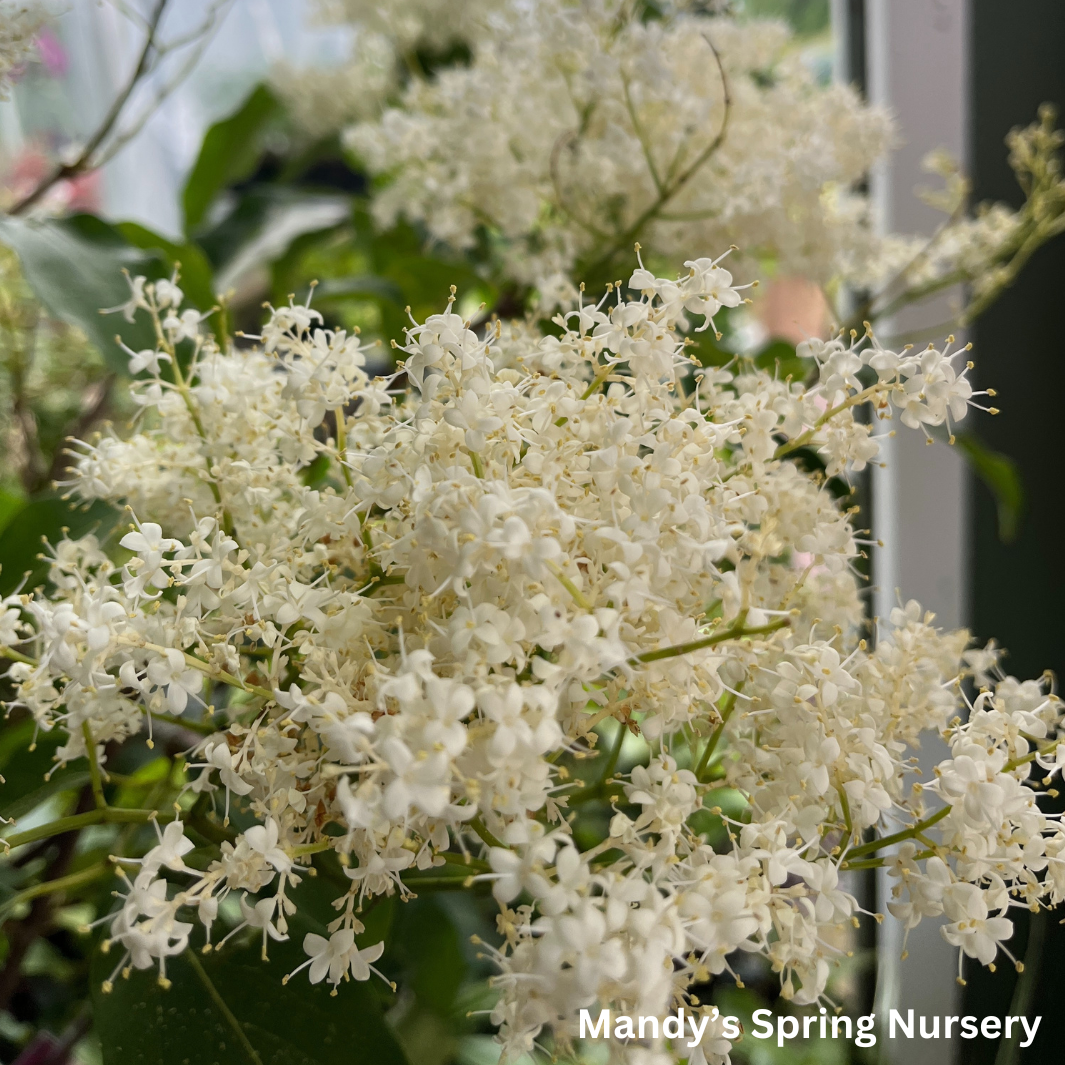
[0,646,36,667]
[633,616,790,664]
[468,815,505,850]
[81,722,107,809]
[3,807,171,852]
[773,382,885,461]
[0,862,111,919]
[844,804,952,861]
[695,688,739,782]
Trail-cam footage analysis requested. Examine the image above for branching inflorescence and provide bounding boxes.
[1,251,1061,1065]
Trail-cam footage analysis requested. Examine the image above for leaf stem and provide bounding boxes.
[0,862,111,920]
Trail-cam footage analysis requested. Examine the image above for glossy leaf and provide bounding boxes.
[197,186,350,293]
[0,719,84,823]
[92,878,410,1065]
[183,84,283,233]
[0,487,25,537]
[0,215,183,372]
[955,431,1025,543]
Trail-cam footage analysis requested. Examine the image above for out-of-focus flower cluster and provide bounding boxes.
[345,0,894,291]
[0,1,45,98]
[2,252,1061,1065]
[862,105,1065,324]
[276,0,1065,335]
[273,0,501,140]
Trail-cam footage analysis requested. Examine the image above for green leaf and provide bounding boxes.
[0,719,87,822]
[954,431,1025,543]
[0,495,119,596]
[0,215,179,372]
[198,186,350,293]
[115,222,216,314]
[92,882,410,1065]
[183,84,283,233]
[314,275,405,307]
[394,898,467,1017]
[754,338,807,383]
[0,487,26,537]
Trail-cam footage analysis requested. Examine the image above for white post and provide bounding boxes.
[863,2,970,1060]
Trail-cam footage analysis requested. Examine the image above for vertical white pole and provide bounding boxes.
[863,2,970,1060]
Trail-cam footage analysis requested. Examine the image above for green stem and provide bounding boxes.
[844,805,952,860]
[600,721,627,783]
[773,382,884,461]
[577,33,731,283]
[0,646,36,666]
[82,722,107,809]
[1004,734,1064,772]
[468,815,505,850]
[3,807,170,851]
[836,782,854,843]
[120,638,273,701]
[633,617,789,664]
[547,562,593,611]
[695,689,739,782]
[0,862,111,919]
[994,910,1046,1065]
[150,711,218,736]
[334,412,353,489]
[290,840,332,859]
[580,366,614,402]
[401,875,486,892]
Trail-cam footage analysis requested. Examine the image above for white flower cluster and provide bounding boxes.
[0,2,45,98]
[2,254,1061,1065]
[316,0,497,54]
[273,0,501,139]
[346,0,893,290]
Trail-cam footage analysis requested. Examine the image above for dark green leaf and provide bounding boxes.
[92,878,410,1065]
[954,431,1025,543]
[0,495,119,596]
[0,719,87,822]
[315,276,405,307]
[183,84,283,233]
[754,338,807,382]
[0,487,25,537]
[197,187,350,291]
[393,898,467,1017]
[0,215,176,372]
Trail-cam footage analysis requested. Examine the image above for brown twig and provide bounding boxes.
[8,0,170,216]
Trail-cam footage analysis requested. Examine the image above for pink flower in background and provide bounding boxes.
[35,29,68,78]
[5,145,101,214]
[757,276,830,347]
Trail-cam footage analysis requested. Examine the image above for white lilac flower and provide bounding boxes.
[4,253,1060,1064]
